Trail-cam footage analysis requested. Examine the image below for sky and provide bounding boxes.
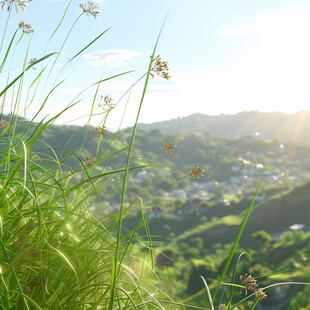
[2,0,310,129]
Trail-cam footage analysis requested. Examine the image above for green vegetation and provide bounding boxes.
[0,1,309,309]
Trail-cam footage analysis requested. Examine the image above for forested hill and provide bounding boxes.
[138,111,310,142]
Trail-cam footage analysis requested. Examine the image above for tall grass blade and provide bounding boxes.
[212,181,263,302]
[108,17,168,309]
[67,28,111,65]
[0,52,60,97]
[47,0,72,43]
[200,276,214,310]
[0,29,18,73]
[226,251,251,308]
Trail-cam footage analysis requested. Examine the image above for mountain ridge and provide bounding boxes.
[138,111,310,142]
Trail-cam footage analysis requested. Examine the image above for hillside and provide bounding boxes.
[3,115,308,238]
[246,181,310,234]
[2,114,310,205]
[131,180,310,248]
[1,114,309,308]
[149,181,310,309]
[138,110,310,142]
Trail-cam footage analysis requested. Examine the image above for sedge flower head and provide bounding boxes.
[19,20,34,34]
[151,55,171,80]
[0,120,9,129]
[188,165,205,179]
[98,95,116,111]
[240,273,259,295]
[79,1,99,18]
[1,0,30,13]
[218,305,226,310]
[84,154,97,166]
[162,142,177,154]
[31,154,41,162]
[28,57,37,69]
[94,126,108,137]
[255,288,267,301]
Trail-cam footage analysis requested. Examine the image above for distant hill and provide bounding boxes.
[168,181,310,247]
[5,110,310,144]
[246,181,310,234]
[138,111,310,143]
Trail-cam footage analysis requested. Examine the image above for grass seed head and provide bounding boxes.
[255,288,267,301]
[188,165,205,179]
[151,55,171,80]
[19,20,34,34]
[1,0,30,13]
[240,273,259,295]
[28,57,37,69]
[162,142,177,154]
[84,154,97,166]
[31,154,41,162]
[0,120,9,129]
[94,126,109,137]
[98,95,116,111]
[79,1,99,18]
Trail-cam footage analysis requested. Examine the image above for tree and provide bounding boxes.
[252,230,272,252]
[186,258,216,295]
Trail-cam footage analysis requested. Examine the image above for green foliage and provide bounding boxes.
[187,258,217,295]
[252,230,272,252]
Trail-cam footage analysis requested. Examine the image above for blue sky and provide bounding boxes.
[2,0,310,129]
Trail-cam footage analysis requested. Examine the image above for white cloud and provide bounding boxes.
[147,82,178,93]
[219,24,255,36]
[83,49,142,68]
[219,4,310,38]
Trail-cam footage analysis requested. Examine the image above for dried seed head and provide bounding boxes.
[28,57,37,69]
[162,142,177,154]
[1,0,30,13]
[240,273,259,295]
[98,95,116,111]
[151,55,171,80]
[18,21,34,34]
[254,288,267,301]
[0,120,9,129]
[79,1,99,18]
[84,154,97,166]
[94,126,108,137]
[31,154,41,162]
[188,165,205,179]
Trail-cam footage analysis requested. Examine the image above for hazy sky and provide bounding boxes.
[2,0,310,128]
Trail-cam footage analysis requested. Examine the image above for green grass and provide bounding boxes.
[0,1,309,309]
[0,2,170,309]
